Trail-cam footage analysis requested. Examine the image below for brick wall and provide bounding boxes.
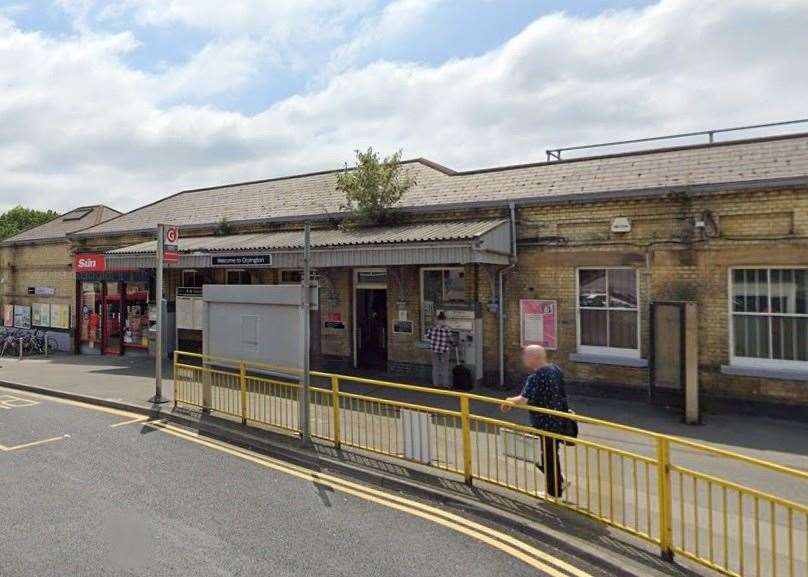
[0,241,76,350]
[62,185,808,405]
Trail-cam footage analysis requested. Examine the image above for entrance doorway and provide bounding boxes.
[354,269,388,370]
[103,284,122,355]
[356,289,387,369]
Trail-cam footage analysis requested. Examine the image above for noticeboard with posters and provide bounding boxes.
[3,305,13,327]
[519,299,557,350]
[32,303,51,327]
[14,305,31,329]
[50,304,71,330]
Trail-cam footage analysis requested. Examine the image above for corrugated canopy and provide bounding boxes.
[105,219,512,269]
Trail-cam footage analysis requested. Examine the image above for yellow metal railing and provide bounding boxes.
[173,351,808,577]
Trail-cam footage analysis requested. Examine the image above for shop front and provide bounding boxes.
[74,253,154,356]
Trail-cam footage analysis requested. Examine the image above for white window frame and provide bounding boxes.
[576,267,641,358]
[419,267,467,339]
[728,267,808,371]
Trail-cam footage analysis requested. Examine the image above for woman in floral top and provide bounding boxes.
[501,345,567,498]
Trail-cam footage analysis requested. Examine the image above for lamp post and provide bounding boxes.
[299,222,312,445]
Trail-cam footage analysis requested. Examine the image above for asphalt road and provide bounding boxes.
[0,386,606,577]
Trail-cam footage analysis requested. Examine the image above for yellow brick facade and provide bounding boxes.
[0,241,75,327]
[8,183,801,406]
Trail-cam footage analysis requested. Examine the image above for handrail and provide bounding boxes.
[173,350,807,577]
[545,117,808,160]
[174,350,808,480]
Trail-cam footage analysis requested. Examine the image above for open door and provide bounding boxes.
[356,288,387,369]
[103,282,123,355]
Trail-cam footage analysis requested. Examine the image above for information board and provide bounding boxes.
[32,303,50,327]
[14,305,31,329]
[519,299,557,350]
[50,304,71,329]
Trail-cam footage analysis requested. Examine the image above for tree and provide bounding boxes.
[0,206,59,240]
[336,148,415,229]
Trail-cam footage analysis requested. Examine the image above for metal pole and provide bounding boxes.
[299,222,312,445]
[151,224,165,403]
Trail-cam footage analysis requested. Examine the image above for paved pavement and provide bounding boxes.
[0,385,684,577]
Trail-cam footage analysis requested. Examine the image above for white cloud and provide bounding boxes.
[325,0,446,76]
[121,0,377,43]
[1,0,808,214]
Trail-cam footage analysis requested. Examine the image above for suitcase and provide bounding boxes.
[452,347,473,391]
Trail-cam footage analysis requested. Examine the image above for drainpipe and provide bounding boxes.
[498,203,518,388]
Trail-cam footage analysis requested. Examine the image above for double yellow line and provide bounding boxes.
[146,420,592,577]
[0,386,592,577]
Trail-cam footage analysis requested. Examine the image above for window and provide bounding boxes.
[226,269,252,285]
[577,268,639,356]
[182,269,204,288]
[420,267,467,337]
[279,270,303,284]
[731,268,807,368]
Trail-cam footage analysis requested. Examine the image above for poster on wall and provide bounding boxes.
[32,303,51,327]
[13,305,31,329]
[3,305,13,327]
[50,304,71,330]
[520,299,557,350]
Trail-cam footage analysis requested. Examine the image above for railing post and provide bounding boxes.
[461,395,473,485]
[172,350,179,408]
[657,436,674,561]
[240,360,247,425]
[331,375,341,449]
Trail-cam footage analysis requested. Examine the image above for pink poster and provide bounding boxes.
[520,300,557,350]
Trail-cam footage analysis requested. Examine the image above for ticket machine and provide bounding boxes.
[436,306,483,384]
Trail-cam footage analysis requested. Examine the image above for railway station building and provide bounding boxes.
[67,133,808,409]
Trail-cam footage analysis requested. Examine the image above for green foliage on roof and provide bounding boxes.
[0,206,59,240]
[336,148,415,229]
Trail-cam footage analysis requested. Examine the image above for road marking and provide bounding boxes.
[0,435,67,452]
[146,420,593,577]
[110,416,153,428]
[0,387,592,576]
[0,394,40,410]
[0,387,139,418]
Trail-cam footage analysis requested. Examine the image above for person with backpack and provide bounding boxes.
[501,344,569,498]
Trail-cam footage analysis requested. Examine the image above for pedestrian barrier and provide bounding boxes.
[173,350,807,577]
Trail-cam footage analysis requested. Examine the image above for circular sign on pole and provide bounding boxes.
[165,226,179,244]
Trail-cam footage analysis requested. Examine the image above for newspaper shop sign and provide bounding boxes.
[520,299,557,350]
[74,254,106,272]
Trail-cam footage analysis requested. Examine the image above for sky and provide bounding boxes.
[1,0,807,213]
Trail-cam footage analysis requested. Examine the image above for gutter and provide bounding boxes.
[497,203,518,389]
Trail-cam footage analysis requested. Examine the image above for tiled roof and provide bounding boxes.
[3,205,121,244]
[77,133,808,237]
[108,219,508,254]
